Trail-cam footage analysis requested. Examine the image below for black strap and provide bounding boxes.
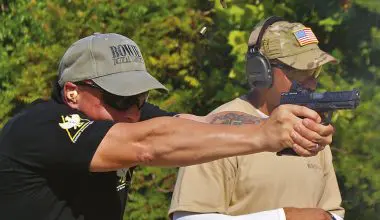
[254,16,285,50]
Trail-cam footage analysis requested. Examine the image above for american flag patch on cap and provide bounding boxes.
[293,28,319,46]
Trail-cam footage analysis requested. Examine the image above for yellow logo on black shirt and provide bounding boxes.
[116,168,134,192]
[59,114,93,143]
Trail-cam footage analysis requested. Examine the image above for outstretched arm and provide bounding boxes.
[90,105,334,171]
[90,115,265,171]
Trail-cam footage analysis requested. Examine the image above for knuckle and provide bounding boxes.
[280,114,293,125]
[276,114,284,124]
[313,135,323,143]
[282,132,291,144]
[304,142,315,151]
[309,120,319,130]
[282,132,293,147]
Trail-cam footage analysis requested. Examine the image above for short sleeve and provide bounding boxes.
[169,157,238,215]
[2,103,114,173]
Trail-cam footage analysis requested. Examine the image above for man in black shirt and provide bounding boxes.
[0,33,334,220]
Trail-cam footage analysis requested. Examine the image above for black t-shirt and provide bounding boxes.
[0,99,176,220]
[140,102,177,121]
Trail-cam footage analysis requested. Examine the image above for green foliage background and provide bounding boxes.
[1,0,379,219]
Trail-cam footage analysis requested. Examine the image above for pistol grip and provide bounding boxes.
[277,111,333,156]
[276,148,299,156]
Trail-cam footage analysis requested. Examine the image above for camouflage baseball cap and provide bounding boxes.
[248,20,337,70]
[58,33,168,96]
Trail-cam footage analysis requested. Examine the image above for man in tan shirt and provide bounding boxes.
[169,18,344,220]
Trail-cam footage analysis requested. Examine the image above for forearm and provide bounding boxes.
[173,209,286,220]
[284,207,338,220]
[136,117,266,166]
[91,105,332,171]
[91,116,265,171]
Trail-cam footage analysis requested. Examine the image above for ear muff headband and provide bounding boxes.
[246,16,285,88]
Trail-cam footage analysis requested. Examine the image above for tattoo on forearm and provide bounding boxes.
[209,112,263,125]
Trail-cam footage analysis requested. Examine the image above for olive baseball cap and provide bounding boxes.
[58,33,168,96]
[248,20,338,70]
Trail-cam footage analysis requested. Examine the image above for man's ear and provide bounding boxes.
[63,82,79,107]
[67,90,78,101]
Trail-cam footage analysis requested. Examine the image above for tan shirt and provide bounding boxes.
[169,97,345,218]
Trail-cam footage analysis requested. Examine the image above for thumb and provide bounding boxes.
[283,104,321,122]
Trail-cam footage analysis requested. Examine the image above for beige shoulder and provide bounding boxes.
[210,97,259,116]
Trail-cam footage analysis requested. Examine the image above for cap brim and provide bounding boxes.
[278,48,338,70]
[92,70,168,96]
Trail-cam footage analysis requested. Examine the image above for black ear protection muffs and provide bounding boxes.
[246,16,285,89]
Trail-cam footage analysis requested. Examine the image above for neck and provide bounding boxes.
[246,90,276,115]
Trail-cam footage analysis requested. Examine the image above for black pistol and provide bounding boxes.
[277,88,360,156]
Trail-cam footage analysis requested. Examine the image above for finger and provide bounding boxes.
[301,120,333,146]
[281,105,321,123]
[302,118,334,136]
[309,143,326,154]
[291,130,318,152]
[295,121,324,144]
[291,143,316,157]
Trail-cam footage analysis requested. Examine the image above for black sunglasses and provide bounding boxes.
[75,81,148,111]
[271,62,322,80]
